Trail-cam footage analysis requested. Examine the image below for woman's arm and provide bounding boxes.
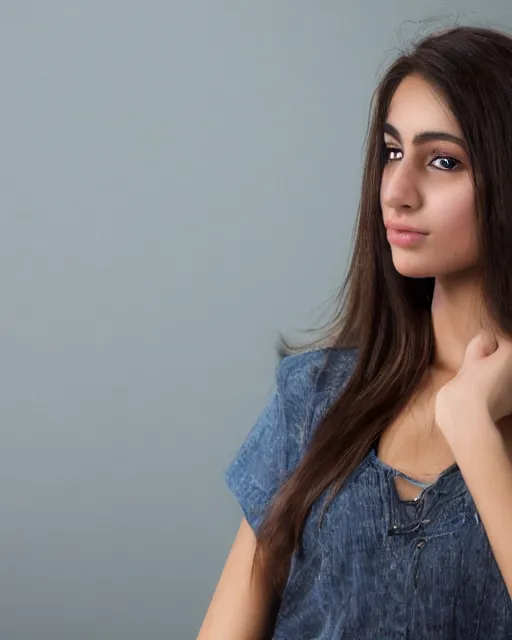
[196,517,279,640]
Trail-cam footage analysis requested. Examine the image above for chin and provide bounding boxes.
[391,258,437,279]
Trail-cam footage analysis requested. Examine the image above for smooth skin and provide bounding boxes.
[196,518,278,640]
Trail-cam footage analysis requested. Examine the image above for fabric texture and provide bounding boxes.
[224,347,512,639]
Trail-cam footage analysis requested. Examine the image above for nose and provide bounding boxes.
[380,161,422,212]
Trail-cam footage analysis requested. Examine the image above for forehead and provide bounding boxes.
[386,74,462,137]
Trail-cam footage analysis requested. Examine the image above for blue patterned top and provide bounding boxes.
[224,347,512,639]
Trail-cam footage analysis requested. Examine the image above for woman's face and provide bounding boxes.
[380,74,478,279]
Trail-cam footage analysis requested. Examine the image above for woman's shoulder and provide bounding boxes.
[224,346,359,531]
[276,346,359,398]
[275,346,359,449]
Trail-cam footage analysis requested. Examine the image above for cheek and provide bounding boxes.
[389,190,479,279]
[432,192,478,259]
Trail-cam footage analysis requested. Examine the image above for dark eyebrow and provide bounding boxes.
[384,122,466,150]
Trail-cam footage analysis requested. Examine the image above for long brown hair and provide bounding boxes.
[255,24,512,605]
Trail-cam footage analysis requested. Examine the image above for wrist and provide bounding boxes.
[443,403,499,453]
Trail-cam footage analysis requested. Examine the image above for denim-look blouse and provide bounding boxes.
[224,347,512,639]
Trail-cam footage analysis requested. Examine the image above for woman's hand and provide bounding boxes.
[435,331,512,442]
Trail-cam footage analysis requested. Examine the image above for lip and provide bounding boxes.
[386,228,427,247]
[385,221,428,234]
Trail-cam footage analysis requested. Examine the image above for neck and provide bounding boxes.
[431,270,492,375]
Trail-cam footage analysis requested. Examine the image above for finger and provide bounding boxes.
[464,331,498,362]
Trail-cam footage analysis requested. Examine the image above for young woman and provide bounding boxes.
[198,25,512,639]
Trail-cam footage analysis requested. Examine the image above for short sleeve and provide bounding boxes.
[223,348,357,534]
[223,384,287,533]
[222,348,341,534]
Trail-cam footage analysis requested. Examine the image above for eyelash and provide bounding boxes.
[383,145,461,171]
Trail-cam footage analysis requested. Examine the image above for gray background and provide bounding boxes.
[0,2,509,639]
